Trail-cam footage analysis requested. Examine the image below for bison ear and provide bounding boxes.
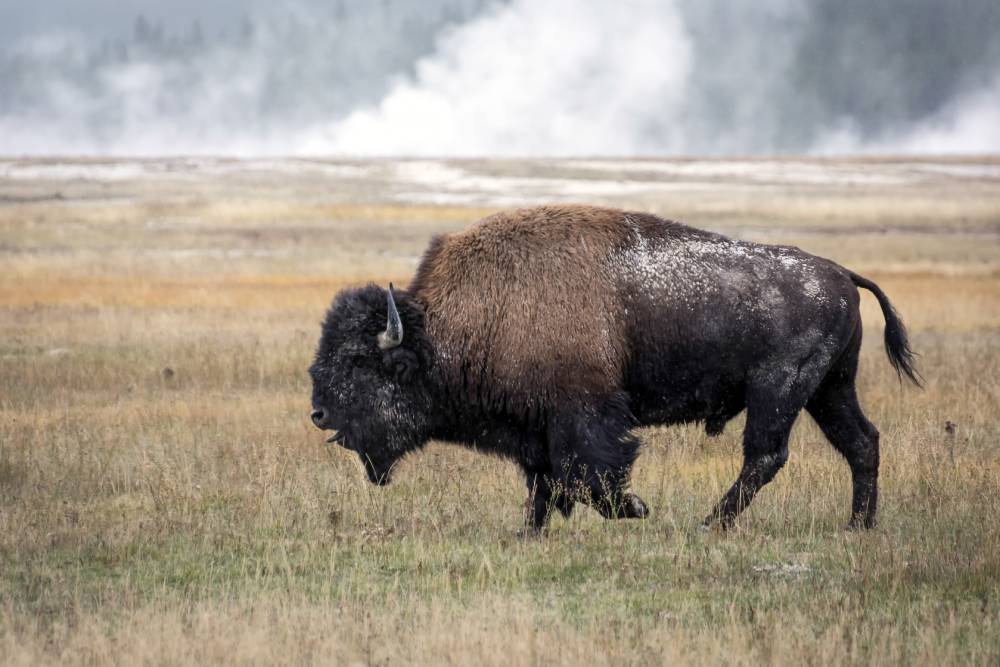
[382,346,418,384]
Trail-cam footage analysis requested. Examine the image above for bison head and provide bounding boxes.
[309,284,433,484]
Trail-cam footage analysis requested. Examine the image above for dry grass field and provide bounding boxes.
[1,157,999,665]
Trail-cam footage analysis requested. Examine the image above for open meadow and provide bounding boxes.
[1,157,999,665]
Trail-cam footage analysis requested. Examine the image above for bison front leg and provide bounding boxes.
[523,471,574,533]
[547,399,649,522]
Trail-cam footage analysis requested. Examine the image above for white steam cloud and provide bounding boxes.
[0,0,998,156]
[315,0,690,156]
[816,76,1000,156]
[877,77,1000,156]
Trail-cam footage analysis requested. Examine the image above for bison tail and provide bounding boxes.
[849,271,922,387]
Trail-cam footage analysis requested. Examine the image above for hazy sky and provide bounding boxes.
[1,0,998,156]
[0,0,269,41]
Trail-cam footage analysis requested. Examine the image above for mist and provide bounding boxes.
[1,0,997,156]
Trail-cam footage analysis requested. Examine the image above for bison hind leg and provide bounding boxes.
[806,334,880,530]
[705,357,828,530]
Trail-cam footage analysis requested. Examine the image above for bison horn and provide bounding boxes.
[377,283,403,350]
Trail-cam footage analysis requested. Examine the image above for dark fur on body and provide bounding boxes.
[310,205,919,531]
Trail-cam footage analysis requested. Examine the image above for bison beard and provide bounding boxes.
[309,205,920,532]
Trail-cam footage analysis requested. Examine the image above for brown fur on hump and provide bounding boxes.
[408,204,632,412]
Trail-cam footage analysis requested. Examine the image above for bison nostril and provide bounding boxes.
[311,409,326,427]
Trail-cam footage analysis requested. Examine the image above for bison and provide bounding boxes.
[309,205,919,532]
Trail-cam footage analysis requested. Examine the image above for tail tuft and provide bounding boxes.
[849,271,922,387]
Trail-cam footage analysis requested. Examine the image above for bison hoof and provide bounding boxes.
[846,515,877,531]
[702,512,736,532]
[516,526,548,539]
[623,493,650,519]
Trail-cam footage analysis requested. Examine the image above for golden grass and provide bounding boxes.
[1,158,999,665]
[0,273,373,309]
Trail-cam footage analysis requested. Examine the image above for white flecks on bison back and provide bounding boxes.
[611,225,850,352]
[612,223,842,328]
[803,277,823,300]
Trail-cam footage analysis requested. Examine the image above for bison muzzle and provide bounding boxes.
[309,205,920,532]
